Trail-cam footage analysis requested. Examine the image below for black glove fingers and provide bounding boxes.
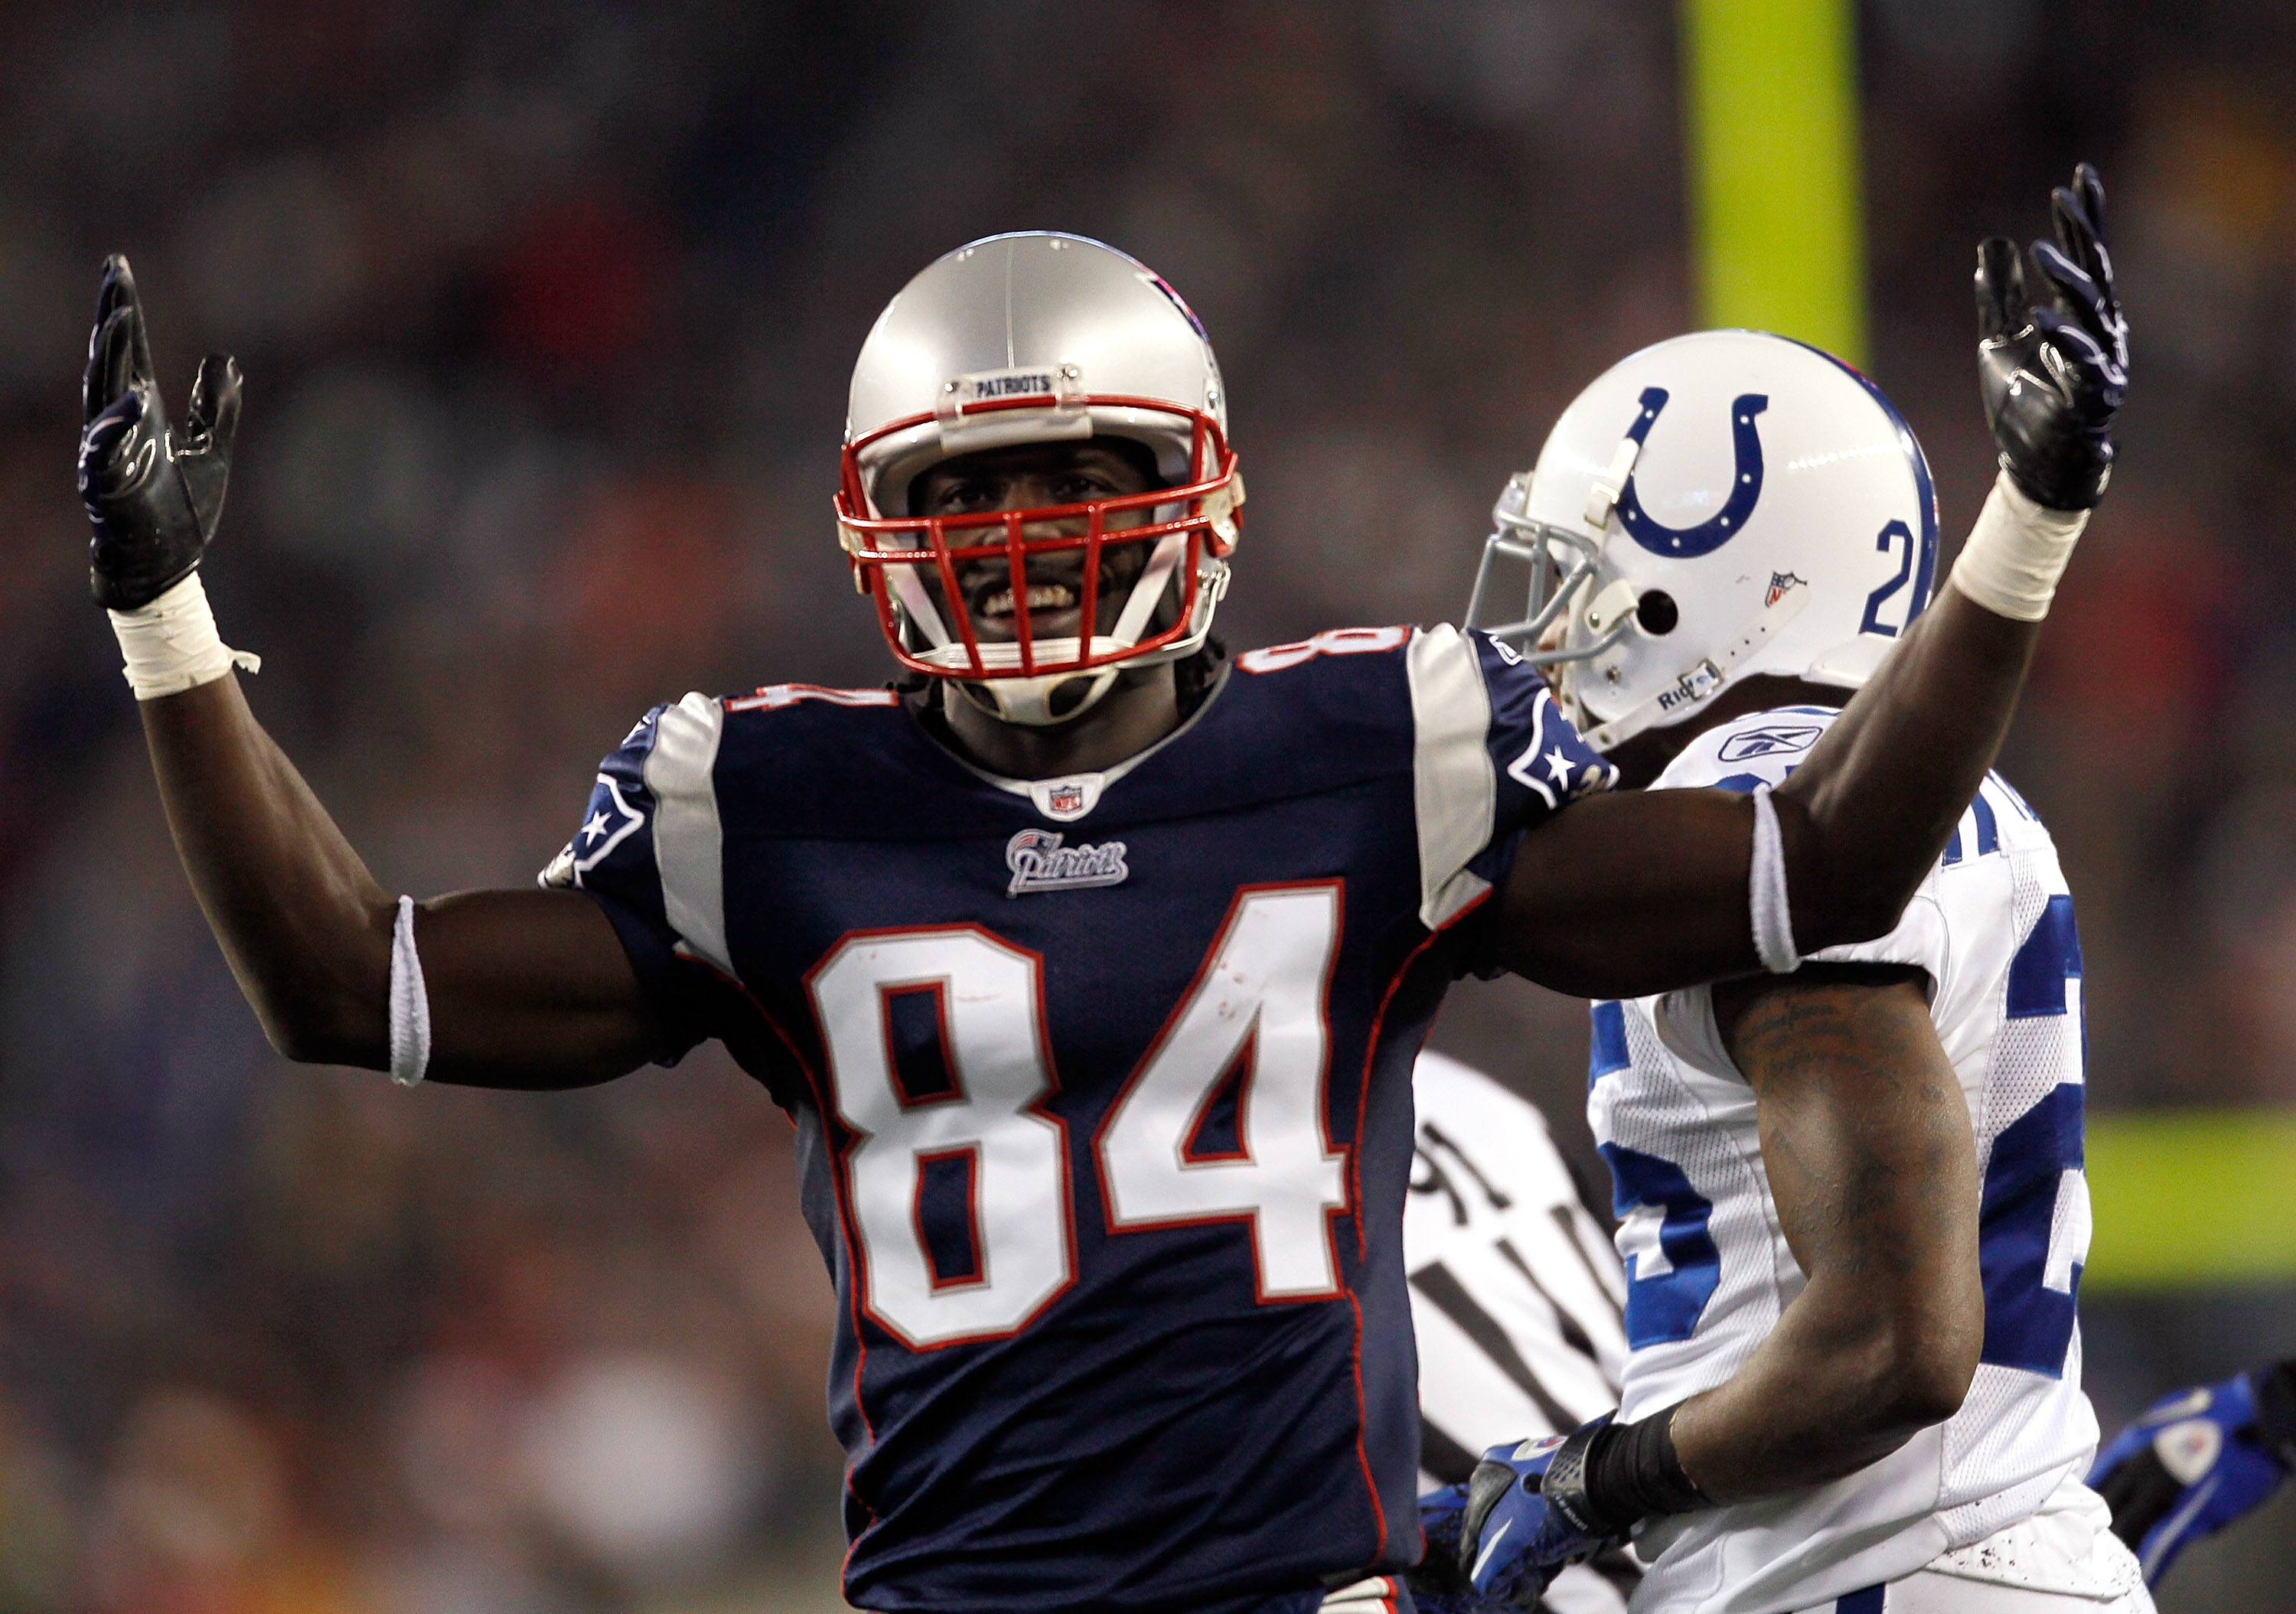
[92,254,135,339]
[79,391,141,474]
[2030,243,2115,357]
[2072,162,2108,248]
[77,390,147,501]
[78,257,240,611]
[90,305,141,419]
[2031,241,2100,316]
[2049,187,2102,284]
[82,321,109,424]
[2030,308,2122,418]
[187,354,243,452]
[1977,165,2123,511]
[1975,236,2027,341]
[118,295,157,405]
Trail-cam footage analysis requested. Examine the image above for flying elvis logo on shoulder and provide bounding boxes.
[1718,724,1823,762]
[1006,828,1127,897]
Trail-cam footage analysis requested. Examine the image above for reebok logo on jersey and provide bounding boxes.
[1719,723,1822,762]
[1005,828,1128,897]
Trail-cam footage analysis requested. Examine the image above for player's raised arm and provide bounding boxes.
[1497,166,2126,999]
[78,256,656,1088]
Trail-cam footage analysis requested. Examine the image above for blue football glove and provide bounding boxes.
[1406,1482,1479,1614]
[2089,1361,2296,1585]
[1408,1420,1626,1612]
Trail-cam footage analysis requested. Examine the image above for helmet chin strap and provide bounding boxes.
[908,533,1193,729]
[957,666,1124,726]
[1574,584,1810,752]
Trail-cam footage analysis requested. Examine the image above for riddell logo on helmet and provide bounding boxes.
[1655,659,1724,714]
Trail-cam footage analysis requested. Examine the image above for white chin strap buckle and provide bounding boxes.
[959,666,1124,727]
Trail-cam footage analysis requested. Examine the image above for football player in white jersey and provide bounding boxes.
[1426,172,2150,1614]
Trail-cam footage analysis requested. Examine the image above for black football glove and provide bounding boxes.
[77,254,243,611]
[1975,162,2128,511]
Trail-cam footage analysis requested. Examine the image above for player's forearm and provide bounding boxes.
[1671,1279,1972,1502]
[1675,968,1983,1503]
[1772,584,2039,950]
[141,674,396,1065]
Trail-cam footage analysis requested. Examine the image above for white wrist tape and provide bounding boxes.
[1947,471,2090,622]
[106,572,260,700]
[1750,785,1801,975]
[389,895,432,1087]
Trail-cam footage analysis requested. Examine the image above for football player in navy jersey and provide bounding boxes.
[77,161,2120,1614]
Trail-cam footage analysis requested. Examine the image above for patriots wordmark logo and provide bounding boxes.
[1005,828,1128,898]
[972,370,1058,399]
[1766,571,1806,608]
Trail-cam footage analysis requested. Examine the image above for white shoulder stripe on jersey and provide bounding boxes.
[1405,624,1497,930]
[646,692,732,974]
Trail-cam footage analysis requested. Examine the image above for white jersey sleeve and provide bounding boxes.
[1596,706,2102,1614]
[1648,705,1951,987]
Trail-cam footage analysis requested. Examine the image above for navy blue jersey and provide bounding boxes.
[541,626,1612,1614]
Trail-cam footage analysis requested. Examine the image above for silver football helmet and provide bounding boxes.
[1466,330,1938,752]
[837,232,1244,725]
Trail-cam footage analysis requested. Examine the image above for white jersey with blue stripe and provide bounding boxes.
[1588,706,2102,1614]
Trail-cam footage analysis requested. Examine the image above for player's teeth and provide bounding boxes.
[983,583,1077,616]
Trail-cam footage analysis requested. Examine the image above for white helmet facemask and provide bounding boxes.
[1466,330,1939,753]
[837,234,1243,727]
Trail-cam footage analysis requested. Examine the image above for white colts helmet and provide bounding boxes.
[837,232,1244,725]
[1466,330,1938,752]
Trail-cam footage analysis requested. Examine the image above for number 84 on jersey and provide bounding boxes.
[807,883,1352,1348]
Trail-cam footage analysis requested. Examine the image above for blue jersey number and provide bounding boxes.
[1978,895,2090,1378]
[1600,1142,1721,1348]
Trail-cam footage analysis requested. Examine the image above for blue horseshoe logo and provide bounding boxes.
[1615,387,1769,558]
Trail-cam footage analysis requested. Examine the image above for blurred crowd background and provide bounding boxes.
[2,1,2293,1609]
